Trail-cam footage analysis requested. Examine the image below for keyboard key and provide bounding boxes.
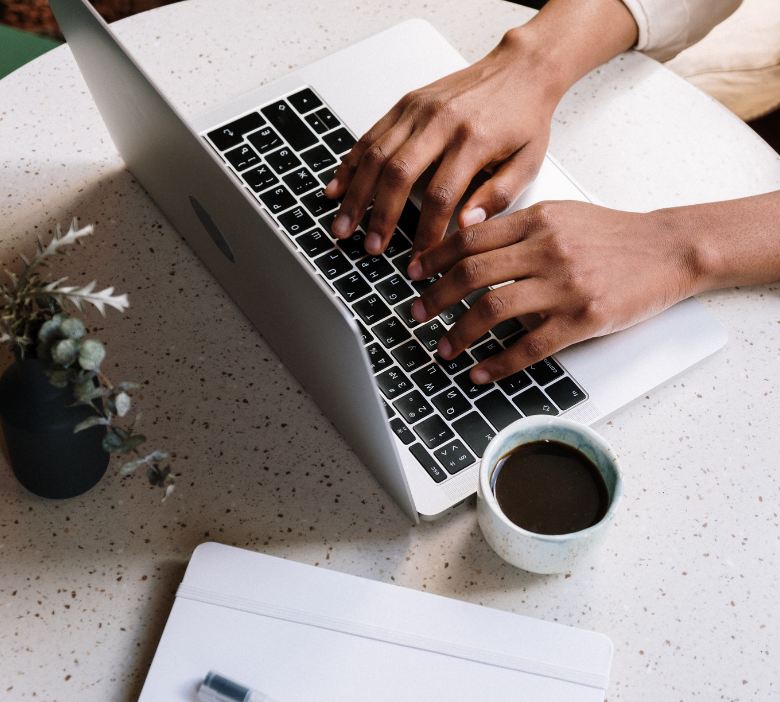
[283,167,319,195]
[393,252,412,278]
[314,249,352,280]
[411,363,451,396]
[372,316,411,349]
[261,100,318,151]
[384,230,412,258]
[502,331,527,348]
[207,112,265,151]
[353,295,391,325]
[434,439,475,475]
[323,128,357,154]
[390,418,414,445]
[435,351,473,375]
[333,271,371,303]
[337,232,366,260]
[259,184,296,214]
[465,287,489,306]
[225,143,261,171]
[319,210,339,234]
[545,377,586,411]
[393,389,433,423]
[247,126,283,154]
[382,399,394,419]
[359,208,373,232]
[431,386,472,420]
[526,357,564,386]
[266,147,301,174]
[472,339,503,363]
[414,319,447,352]
[496,369,532,396]
[301,144,338,172]
[454,369,494,399]
[376,274,414,305]
[411,276,438,295]
[395,298,420,328]
[414,415,454,450]
[242,163,278,192]
[365,343,392,373]
[440,302,467,326]
[301,189,340,217]
[409,443,446,483]
[452,413,495,458]
[278,206,315,236]
[514,386,559,417]
[475,391,521,431]
[391,340,430,372]
[356,255,394,283]
[357,321,372,345]
[376,367,412,400]
[318,165,338,185]
[288,88,322,114]
[315,107,340,131]
[297,228,333,258]
[397,200,420,238]
[469,333,491,347]
[492,317,523,339]
[305,112,328,134]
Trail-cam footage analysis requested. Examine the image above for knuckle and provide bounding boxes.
[424,184,456,211]
[454,256,482,289]
[362,143,388,170]
[476,290,507,322]
[526,201,557,232]
[383,157,414,187]
[522,334,550,363]
[489,186,514,213]
[455,227,479,257]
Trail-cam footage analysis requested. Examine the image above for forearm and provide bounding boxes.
[661,190,780,293]
[502,0,639,102]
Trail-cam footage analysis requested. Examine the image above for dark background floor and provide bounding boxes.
[0,0,777,153]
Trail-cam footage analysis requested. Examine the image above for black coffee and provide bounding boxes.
[493,440,609,536]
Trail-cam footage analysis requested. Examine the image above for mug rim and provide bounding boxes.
[479,415,624,543]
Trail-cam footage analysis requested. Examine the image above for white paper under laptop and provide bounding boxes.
[138,543,614,702]
[49,0,727,523]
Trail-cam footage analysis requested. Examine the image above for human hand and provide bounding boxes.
[324,27,566,258]
[408,201,701,383]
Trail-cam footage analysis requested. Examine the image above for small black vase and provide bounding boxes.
[0,351,109,498]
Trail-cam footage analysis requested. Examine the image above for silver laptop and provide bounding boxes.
[49,0,727,522]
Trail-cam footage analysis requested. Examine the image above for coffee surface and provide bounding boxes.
[493,440,608,535]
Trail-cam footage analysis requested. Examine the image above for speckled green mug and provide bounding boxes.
[477,416,624,574]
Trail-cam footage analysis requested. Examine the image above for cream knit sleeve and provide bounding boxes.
[621,0,744,61]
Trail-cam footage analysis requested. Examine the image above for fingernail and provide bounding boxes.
[438,337,452,358]
[407,258,423,280]
[411,298,427,322]
[365,232,382,255]
[331,213,351,238]
[324,178,339,196]
[462,207,486,228]
[471,368,491,384]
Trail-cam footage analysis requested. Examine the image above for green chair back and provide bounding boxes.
[0,24,62,80]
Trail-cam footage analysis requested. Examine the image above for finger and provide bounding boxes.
[324,104,404,200]
[433,280,550,359]
[470,317,574,384]
[409,149,487,260]
[362,134,447,254]
[330,122,414,239]
[459,146,544,228]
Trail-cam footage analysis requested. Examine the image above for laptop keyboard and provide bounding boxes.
[203,86,587,485]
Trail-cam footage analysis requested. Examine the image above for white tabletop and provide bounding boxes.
[1,1,780,700]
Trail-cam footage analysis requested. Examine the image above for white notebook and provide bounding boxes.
[139,543,613,701]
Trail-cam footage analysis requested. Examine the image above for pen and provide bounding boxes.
[198,671,281,702]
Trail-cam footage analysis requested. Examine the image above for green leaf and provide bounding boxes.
[51,338,80,366]
[116,434,146,454]
[114,426,129,440]
[78,338,105,371]
[119,458,146,476]
[117,381,141,391]
[102,429,124,453]
[161,483,175,502]
[73,416,109,433]
[37,316,63,343]
[47,367,77,388]
[72,386,109,405]
[60,317,86,340]
[115,392,131,417]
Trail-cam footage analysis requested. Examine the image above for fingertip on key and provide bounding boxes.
[331,213,351,238]
[437,337,453,358]
[407,258,423,280]
[324,178,339,197]
[365,232,382,255]
[411,298,427,322]
[471,367,492,384]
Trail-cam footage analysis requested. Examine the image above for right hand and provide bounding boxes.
[324,27,568,259]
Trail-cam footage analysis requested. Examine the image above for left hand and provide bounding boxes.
[408,200,701,383]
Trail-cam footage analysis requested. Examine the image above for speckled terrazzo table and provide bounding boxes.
[2,1,780,700]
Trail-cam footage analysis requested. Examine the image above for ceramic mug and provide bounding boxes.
[477,415,624,574]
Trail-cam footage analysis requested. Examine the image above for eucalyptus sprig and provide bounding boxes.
[1,219,174,501]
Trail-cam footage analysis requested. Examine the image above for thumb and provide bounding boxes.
[458,147,544,228]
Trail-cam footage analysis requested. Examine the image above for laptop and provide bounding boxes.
[48,0,727,522]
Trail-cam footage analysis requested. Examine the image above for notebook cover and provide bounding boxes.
[138,543,612,701]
